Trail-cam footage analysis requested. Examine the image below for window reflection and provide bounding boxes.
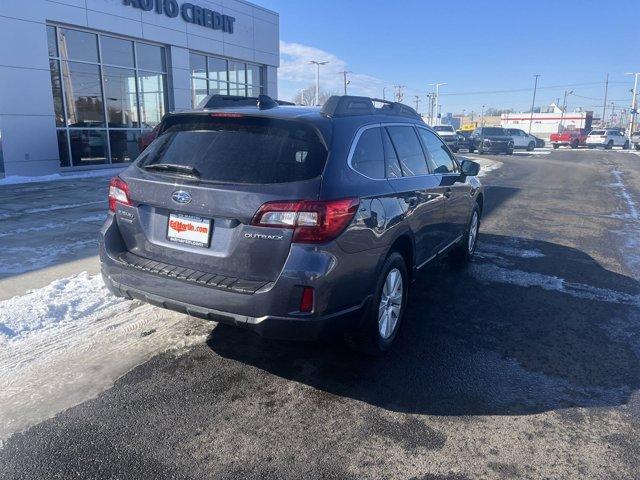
[191,77,208,108]
[69,130,108,166]
[58,29,99,62]
[109,130,141,163]
[57,130,70,167]
[49,59,65,127]
[136,43,165,72]
[101,36,134,68]
[62,61,105,127]
[138,72,166,127]
[47,26,58,58]
[103,66,138,128]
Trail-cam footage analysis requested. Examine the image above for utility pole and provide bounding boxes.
[382,86,389,101]
[528,74,541,135]
[602,73,609,127]
[394,85,405,103]
[414,95,420,113]
[559,89,573,131]
[430,82,447,124]
[425,93,433,124]
[308,60,329,106]
[625,72,639,139]
[340,70,352,95]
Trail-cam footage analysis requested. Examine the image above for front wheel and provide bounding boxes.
[527,141,535,151]
[506,148,514,155]
[553,144,560,149]
[468,146,475,153]
[571,140,579,149]
[345,252,408,355]
[635,144,640,151]
[605,141,613,150]
[623,141,630,150]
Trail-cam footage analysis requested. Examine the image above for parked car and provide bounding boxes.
[432,125,459,152]
[505,128,538,151]
[100,94,484,354]
[550,129,588,149]
[468,127,514,154]
[456,130,473,151]
[586,129,630,149]
[631,131,640,150]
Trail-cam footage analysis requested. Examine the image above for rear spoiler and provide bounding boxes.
[198,94,294,110]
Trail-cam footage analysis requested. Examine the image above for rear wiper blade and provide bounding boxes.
[142,163,201,178]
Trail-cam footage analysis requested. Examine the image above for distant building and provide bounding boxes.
[501,103,593,140]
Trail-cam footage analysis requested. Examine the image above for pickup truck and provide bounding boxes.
[631,131,640,151]
[550,130,587,149]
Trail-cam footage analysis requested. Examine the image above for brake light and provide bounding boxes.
[251,198,360,243]
[108,177,131,212]
[209,112,244,118]
[299,287,314,313]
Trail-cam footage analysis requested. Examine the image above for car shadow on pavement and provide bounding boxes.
[206,233,640,416]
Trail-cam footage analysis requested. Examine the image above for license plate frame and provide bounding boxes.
[167,212,212,248]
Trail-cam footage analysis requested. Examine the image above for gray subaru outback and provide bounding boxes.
[99,95,484,354]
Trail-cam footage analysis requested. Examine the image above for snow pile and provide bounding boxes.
[0,272,124,341]
[477,159,503,178]
[0,167,125,186]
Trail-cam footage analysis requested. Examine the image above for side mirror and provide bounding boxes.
[460,159,480,176]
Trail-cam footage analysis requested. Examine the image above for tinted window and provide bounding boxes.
[481,127,506,135]
[433,125,454,132]
[590,130,605,135]
[381,129,402,178]
[351,128,385,179]
[139,116,327,184]
[418,129,457,174]
[386,126,429,176]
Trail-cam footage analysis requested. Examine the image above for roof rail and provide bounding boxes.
[199,94,291,110]
[320,95,421,119]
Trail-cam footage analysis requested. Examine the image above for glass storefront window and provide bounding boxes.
[101,36,134,68]
[48,25,168,168]
[138,72,166,127]
[189,53,264,107]
[49,59,65,127]
[62,61,105,127]
[58,28,99,62]
[137,43,165,72]
[69,130,108,166]
[103,66,139,128]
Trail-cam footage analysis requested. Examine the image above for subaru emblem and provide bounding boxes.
[171,190,192,204]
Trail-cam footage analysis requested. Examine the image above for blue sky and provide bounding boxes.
[258,0,639,117]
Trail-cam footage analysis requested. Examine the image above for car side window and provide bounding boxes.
[417,128,458,174]
[381,128,403,178]
[385,126,430,176]
[350,127,385,179]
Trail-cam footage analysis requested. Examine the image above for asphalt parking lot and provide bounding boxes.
[1,148,640,479]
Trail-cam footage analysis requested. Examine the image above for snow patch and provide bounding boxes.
[0,239,97,275]
[0,168,125,186]
[0,214,105,239]
[0,201,105,221]
[611,169,639,220]
[478,242,545,259]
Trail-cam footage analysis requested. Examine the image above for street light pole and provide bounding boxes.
[308,60,328,106]
[528,74,541,135]
[625,72,639,139]
[559,89,573,131]
[430,82,447,124]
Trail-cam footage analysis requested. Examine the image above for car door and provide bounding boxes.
[384,125,447,265]
[416,127,472,244]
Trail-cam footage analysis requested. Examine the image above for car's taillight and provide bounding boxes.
[251,198,359,243]
[108,177,131,212]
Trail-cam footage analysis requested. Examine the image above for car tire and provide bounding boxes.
[553,144,559,149]
[345,252,408,355]
[468,146,475,153]
[449,204,480,266]
[527,141,535,151]
[506,148,514,155]
[605,140,613,150]
[635,144,640,151]
[623,141,630,150]
[571,140,579,149]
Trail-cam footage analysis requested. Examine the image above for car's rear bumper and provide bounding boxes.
[99,214,378,340]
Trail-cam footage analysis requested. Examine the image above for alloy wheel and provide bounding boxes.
[468,211,479,253]
[378,268,403,340]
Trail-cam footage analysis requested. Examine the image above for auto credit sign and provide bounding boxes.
[123,0,236,33]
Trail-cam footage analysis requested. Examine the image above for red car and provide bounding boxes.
[550,129,587,149]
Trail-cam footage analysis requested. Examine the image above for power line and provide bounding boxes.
[437,81,629,97]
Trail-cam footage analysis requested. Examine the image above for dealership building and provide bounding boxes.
[0,0,279,177]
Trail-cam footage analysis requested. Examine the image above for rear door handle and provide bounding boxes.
[443,188,452,199]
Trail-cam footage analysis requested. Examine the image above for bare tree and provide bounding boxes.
[294,85,333,106]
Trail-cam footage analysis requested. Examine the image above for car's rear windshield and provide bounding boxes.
[590,130,605,135]
[137,115,327,184]
[433,125,454,132]
[481,127,505,135]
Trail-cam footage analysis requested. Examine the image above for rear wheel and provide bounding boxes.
[635,144,640,151]
[553,144,560,149]
[506,148,514,155]
[345,252,408,355]
[571,139,579,149]
[605,140,613,150]
[527,141,535,151]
